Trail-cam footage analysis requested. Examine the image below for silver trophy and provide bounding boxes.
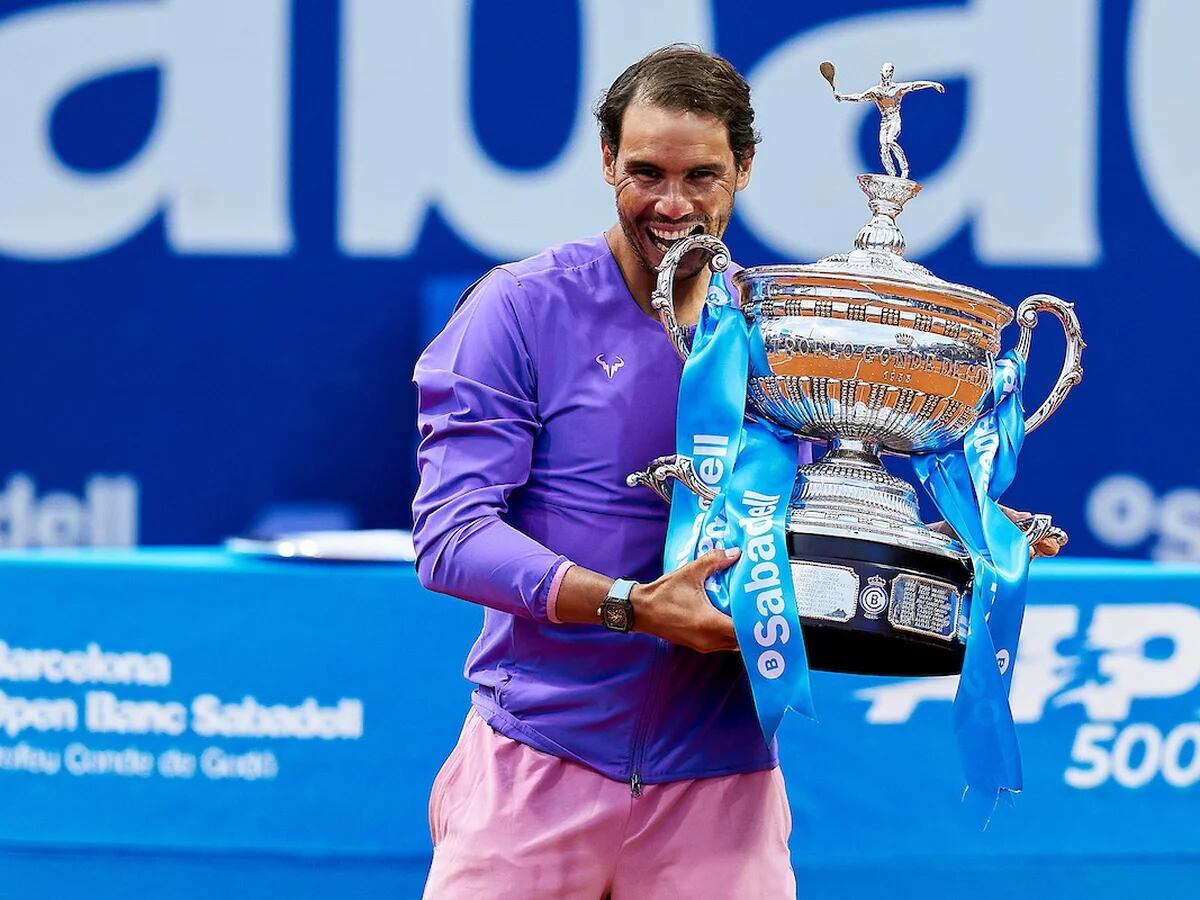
[629,62,1085,676]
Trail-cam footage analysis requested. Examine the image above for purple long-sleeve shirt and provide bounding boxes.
[412,234,811,784]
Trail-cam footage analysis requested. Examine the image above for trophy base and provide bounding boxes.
[787,441,968,558]
[787,530,971,676]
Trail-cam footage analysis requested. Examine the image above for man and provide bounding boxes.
[413,46,798,898]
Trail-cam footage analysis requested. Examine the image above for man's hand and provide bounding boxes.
[631,548,741,653]
[928,505,1064,558]
[1000,506,1065,558]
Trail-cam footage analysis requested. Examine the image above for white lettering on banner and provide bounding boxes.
[746,534,775,563]
[677,514,705,565]
[742,0,1101,264]
[0,690,78,738]
[0,741,62,775]
[0,0,292,259]
[338,0,713,258]
[696,518,726,554]
[190,694,364,739]
[85,690,187,735]
[693,434,728,489]
[0,635,368,784]
[0,639,169,686]
[738,489,789,680]
[200,746,279,781]
[1066,721,1200,790]
[857,603,1200,724]
[1054,604,1200,721]
[157,747,196,778]
[64,742,154,777]
[970,422,1000,493]
[6,3,1200,262]
[1086,473,1200,562]
[685,432,732,561]
[0,473,138,548]
[1129,1,1200,257]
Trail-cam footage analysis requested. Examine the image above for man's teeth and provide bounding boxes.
[648,225,704,249]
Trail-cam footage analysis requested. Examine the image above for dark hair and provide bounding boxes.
[595,44,760,165]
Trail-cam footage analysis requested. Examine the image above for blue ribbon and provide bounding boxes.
[665,277,1030,812]
[664,273,815,742]
[721,417,815,734]
[663,277,746,595]
[911,351,1030,826]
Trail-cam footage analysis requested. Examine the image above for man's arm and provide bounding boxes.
[553,548,740,653]
[412,270,740,650]
[412,269,569,622]
[834,89,872,103]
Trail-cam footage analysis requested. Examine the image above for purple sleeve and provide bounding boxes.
[411,269,571,621]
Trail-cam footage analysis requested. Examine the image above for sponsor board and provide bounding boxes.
[856,600,1200,792]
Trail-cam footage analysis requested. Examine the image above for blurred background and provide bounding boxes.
[0,1,1197,897]
[4,0,1193,561]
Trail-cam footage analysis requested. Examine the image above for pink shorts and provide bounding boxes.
[423,710,796,899]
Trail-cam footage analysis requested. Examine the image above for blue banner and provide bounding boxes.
[1,551,1198,897]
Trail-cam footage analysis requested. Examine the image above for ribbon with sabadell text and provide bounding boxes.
[663,273,815,743]
[665,274,1030,821]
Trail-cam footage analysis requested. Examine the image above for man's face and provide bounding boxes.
[881,63,894,85]
[602,101,752,280]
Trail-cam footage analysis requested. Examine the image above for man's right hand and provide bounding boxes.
[631,548,741,653]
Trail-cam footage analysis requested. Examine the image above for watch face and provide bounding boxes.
[603,602,631,632]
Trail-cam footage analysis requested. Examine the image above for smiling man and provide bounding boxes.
[413,46,798,898]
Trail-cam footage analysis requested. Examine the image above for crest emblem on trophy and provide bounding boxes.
[629,62,1085,677]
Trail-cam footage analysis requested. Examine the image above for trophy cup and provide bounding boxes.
[628,62,1085,677]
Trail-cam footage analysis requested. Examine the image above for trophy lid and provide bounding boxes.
[735,62,1013,331]
[734,247,1014,331]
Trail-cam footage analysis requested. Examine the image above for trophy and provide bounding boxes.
[629,62,1085,677]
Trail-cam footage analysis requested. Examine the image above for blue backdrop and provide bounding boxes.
[0,552,1197,897]
[0,0,1195,560]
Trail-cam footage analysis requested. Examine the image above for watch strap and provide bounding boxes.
[607,578,636,602]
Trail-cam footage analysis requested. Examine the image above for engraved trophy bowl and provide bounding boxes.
[630,111,1085,677]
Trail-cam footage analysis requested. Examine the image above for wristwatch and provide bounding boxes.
[598,578,637,633]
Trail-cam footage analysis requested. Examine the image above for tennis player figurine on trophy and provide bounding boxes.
[827,60,944,180]
[628,62,1085,681]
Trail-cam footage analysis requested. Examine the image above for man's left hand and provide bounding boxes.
[1000,505,1064,558]
[929,505,1064,558]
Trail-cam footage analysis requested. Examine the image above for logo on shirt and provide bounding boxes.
[595,354,625,379]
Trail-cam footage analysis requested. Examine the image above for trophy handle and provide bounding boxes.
[626,454,718,505]
[1012,294,1086,435]
[650,235,732,361]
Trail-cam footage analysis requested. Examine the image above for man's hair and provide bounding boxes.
[595,45,760,165]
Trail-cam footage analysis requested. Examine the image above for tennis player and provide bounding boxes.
[413,45,799,898]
